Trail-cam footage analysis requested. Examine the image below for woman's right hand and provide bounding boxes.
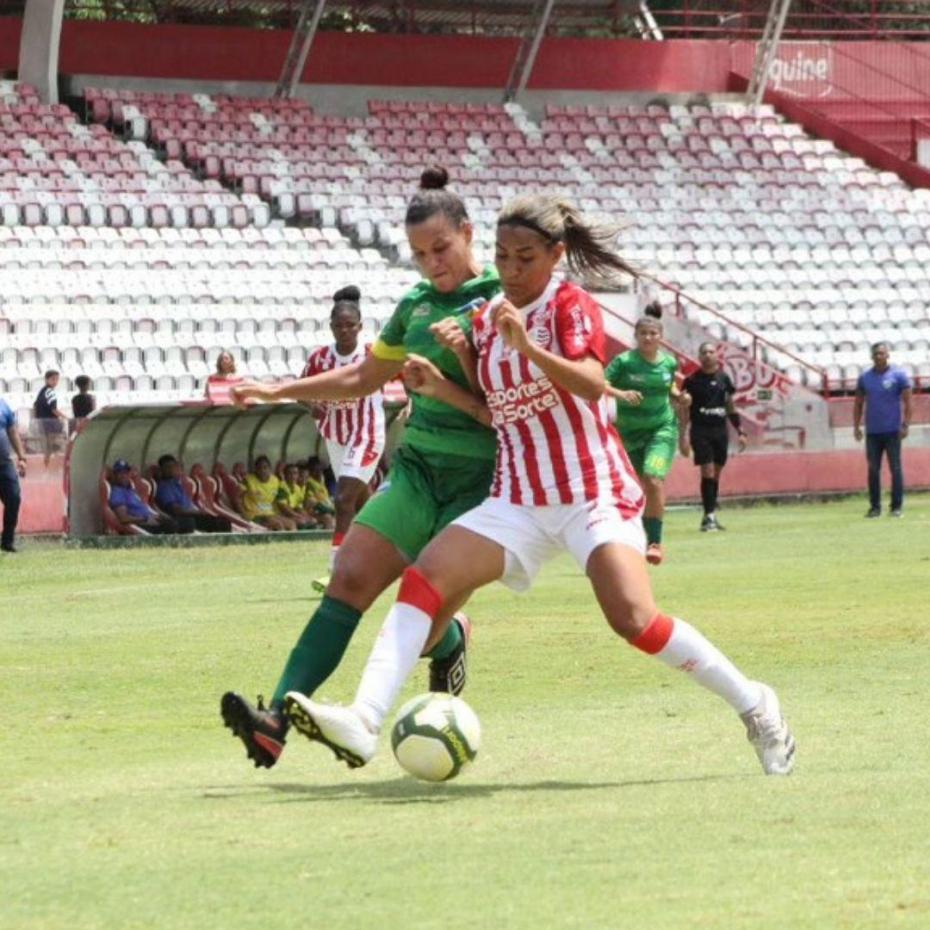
[403,353,446,398]
[430,318,469,354]
[230,381,278,409]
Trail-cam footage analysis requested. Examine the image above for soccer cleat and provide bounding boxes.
[220,692,288,769]
[311,574,330,594]
[710,514,725,531]
[890,509,903,518]
[429,612,472,696]
[865,508,881,518]
[284,692,377,769]
[699,515,715,532]
[0,543,17,553]
[740,682,796,776]
[645,542,664,565]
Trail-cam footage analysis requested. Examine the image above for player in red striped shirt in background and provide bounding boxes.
[284,194,797,777]
[302,286,386,591]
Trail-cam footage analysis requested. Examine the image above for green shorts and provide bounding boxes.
[622,421,678,480]
[354,444,495,562]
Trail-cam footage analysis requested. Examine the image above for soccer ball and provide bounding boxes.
[390,693,481,782]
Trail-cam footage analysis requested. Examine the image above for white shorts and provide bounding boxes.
[453,497,646,592]
[324,438,383,485]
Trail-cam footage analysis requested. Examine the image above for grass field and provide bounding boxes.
[4,496,930,930]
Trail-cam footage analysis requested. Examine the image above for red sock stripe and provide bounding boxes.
[397,566,443,620]
[631,612,675,655]
[332,532,345,547]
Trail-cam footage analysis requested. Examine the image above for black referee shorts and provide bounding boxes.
[691,427,729,467]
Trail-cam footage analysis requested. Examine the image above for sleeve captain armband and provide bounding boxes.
[371,339,407,362]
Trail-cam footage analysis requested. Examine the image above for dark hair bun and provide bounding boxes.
[420,166,450,190]
[644,301,662,320]
[333,285,361,303]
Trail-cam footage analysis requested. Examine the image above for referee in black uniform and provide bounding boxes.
[679,343,746,531]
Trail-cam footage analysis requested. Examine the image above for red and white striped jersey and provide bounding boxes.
[301,343,385,453]
[472,279,644,516]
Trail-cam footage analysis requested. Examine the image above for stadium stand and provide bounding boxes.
[3,78,930,443]
[80,89,930,390]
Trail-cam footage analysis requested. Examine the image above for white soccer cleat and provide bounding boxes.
[740,682,796,776]
[284,692,378,769]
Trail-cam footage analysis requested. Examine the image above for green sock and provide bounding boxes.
[271,596,362,708]
[643,516,663,546]
[424,617,463,661]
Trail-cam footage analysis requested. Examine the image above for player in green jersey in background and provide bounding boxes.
[605,304,685,566]
[220,166,501,769]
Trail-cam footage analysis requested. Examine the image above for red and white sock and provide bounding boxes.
[352,567,442,731]
[632,613,762,714]
[329,531,345,570]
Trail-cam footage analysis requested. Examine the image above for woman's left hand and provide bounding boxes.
[495,300,531,354]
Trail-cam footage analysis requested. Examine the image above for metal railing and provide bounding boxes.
[655,1,930,40]
[635,272,830,396]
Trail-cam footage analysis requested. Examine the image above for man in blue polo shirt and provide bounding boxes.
[154,454,230,533]
[853,342,912,518]
[1,396,28,553]
[108,460,179,535]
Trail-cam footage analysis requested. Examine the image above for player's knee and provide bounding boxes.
[608,601,657,642]
[329,554,378,604]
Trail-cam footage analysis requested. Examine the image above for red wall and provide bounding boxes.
[0,21,735,89]
[5,21,930,96]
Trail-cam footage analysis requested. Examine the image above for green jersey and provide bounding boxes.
[606,349,679,439]
[372,267,500,460]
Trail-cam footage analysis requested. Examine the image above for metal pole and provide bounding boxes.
[503,0,557,103]
[747,0,794,107]
[274,0,328,100]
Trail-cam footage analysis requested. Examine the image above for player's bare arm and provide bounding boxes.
[430,318,482,395]
[403,354,492,427]
[232,355,403,407]
[605,385,644,406]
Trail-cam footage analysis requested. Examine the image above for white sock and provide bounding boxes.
[352,603,432,732]
[635,614,762,714]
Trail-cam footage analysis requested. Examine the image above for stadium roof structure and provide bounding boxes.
[0,0,645,36]
[0,0,907,39]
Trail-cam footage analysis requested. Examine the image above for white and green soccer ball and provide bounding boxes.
[390,693,481,782]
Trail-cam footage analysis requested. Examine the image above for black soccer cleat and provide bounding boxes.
[429,613,471,696]
[220,692,288,769]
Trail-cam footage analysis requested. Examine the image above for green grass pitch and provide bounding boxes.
[3,496,929,930]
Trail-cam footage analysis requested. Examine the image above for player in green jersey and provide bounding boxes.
[219,167,501,769]
[605,304,684,566]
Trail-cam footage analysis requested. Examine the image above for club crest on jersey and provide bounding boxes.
[530,324,552,348]
[411,304,431,318]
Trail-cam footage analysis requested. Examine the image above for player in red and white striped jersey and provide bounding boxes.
[301,286,385,583]
[471,280,642,514]
[284,195,796,778]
